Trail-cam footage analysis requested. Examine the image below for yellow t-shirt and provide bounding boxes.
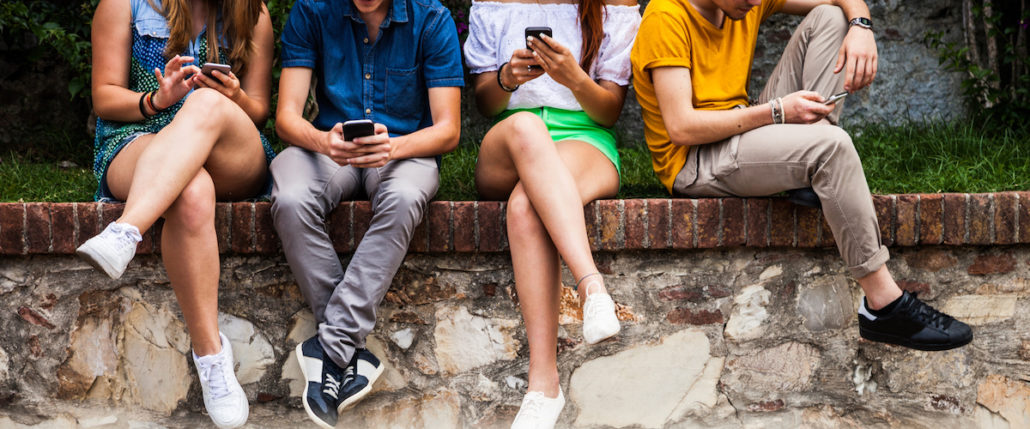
[631,0,785,192]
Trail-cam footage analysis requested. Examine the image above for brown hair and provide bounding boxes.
[578,0,605,72]
[148,0,262,75]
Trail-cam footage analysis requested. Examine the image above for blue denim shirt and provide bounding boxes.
[281,0,465,137]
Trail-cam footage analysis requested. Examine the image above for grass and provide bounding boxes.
[2,119,1027,203]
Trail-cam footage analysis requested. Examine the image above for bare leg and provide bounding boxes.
[857,265,903,310]
[106,88,268,232]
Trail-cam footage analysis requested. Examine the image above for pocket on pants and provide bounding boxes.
[708,134,741,178]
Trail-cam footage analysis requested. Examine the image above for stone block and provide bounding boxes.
[623,199,646,249]
[122,303,191,414]
[968,253,1016,276]
[904,249,958,273]
[724,285,771,341]
[433,306,519,374]
[919,194,944,244]
[667,307,724,325]
[696,199,719,248]
[746,198,769,247]
[797,275,853,332]
[724,342,819,393]
[941,295,1017,325]
[217,313,274,385]
[670,199,695,249]
[340,389,461,429]
[722,198,746,247]
[976,374,1030,429]
[645,199,670,249]
[569,329,723,428]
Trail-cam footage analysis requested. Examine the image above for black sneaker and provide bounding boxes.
[336,348,385,412]
[858,291,973,351]
[296,336,345,429]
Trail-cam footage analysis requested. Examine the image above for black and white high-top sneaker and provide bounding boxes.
[336,348,385,412]
[296,336,345,429]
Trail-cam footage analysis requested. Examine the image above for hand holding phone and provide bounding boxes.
[201,62,231,78]
[823,91,848,105]
[525,27,552,70]
[342,119,376,142]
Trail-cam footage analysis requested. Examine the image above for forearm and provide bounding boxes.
[231,90,270,126]
[93,84,152,122]
[389,120,460,159]
[671,104,774,146]
[275,111,328,154]
[473,72,513,117]
[831,0,870,20]
[570,79,623,128]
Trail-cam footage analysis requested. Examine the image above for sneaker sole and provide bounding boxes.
[296,343,336,429]
[336,362,385,413]
[583,323,621,345]
[76,246,124,279]
[209,390,249,429]
[860,327,972,351]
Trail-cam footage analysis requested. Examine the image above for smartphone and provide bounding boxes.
[525,27,552,70]
[823,91,848,105]
[342,119,375,142]
[201,62,231,77]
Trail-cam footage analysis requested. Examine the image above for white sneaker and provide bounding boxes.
[582,288,621,345]
[511,388,565,429]
[193,332,249,429]
[76,222,141,279]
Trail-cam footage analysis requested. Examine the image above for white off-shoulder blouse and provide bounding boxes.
[463,1,641,112]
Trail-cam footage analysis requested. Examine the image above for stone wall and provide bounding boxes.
[1,194,1029,428]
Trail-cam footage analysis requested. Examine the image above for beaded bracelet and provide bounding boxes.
[496,62,519,93]
[138,92,154,119]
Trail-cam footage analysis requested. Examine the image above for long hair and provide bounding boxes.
[578,0,605,72]
[148,0,262,75]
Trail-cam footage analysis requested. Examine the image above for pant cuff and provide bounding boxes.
[848,245,890,279]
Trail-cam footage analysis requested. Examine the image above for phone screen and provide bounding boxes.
[201,63,231,77]
[824,92,848,105]
[343,120,375,142]
[524,27,552,70]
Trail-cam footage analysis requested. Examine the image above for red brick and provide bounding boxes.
[254,202,278,254]
[796,206,821,248]
[215,203,233,254]
[477,202,506,252]
[967,194,992,245]
[0,203,25,255]
[897,280,931,295]
[646,199,670,249]
[722,198,746,247]
[353,202,373,245]
[623,199,646,250]
[585,202,601,252]
[873,195,894,246]
[658,285,704,302]
[100,203,124,225]
[968,253,1016,276]
[820,215,837,248]
[25,203,51,253]
[231,202,254,253]
[598,200,622,250]
[409,217,429,253]
[769,199,794,247]
[670,199,695,249]
[666,307,723,325]
[995,192,1017,245]
[50,203,76,254]
[919,194,944,245]
[746,199,769,247]
[1019,192,1030,244]
[428,202,451,252]
[326,203,351,252]
[75,203,100,248]
[148,219,163,254]
[696,199,719,248]
[942,194,966,245]
[895,195,918,246]
[452,202,476,252]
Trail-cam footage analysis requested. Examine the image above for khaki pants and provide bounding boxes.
[673,5,889,278]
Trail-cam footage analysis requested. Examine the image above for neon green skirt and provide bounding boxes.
[496,107,621,178]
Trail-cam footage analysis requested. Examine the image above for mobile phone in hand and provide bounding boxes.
[201,62,231,78]
[525,27,552,70]
[342,119,375,142]
[823,91,848,105]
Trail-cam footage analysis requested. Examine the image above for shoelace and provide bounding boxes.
[199,358,231,400]
[111,224,142,248]
[585,293,614,320]
[322,376,341,399]
[909,293,952,329]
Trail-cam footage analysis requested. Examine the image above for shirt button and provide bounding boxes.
[365,108,371,114]
[363,37,369,44]
[364,73,371,80]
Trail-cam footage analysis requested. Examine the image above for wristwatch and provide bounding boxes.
[849,17,873,30]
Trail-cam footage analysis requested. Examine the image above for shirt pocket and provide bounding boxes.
[385,65,424,120]
[134,17,170,39]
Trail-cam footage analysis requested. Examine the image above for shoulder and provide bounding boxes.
[605,0,638,7]
[411,0,452,19]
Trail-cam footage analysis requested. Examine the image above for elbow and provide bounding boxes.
[441,123,461,153]
[667,126,699,147]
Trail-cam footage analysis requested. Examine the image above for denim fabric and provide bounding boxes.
[280,0,465,137]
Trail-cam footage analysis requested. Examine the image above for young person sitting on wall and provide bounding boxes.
[78,0,276,426]
[269,0,464,426]
[464,0,641,427]
[630,0,973,350]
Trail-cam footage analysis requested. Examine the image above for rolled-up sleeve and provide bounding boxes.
[280,0,319,69]
[421,8,465,88]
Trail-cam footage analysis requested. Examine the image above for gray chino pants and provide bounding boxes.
[270,146,439,368]
[674,5,889,278]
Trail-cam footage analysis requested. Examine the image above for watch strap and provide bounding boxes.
[849,17,873,30]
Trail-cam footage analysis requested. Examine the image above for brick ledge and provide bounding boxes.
[0,192,1027,255]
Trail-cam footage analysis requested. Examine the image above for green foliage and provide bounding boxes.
[0,1,99,100]
[0,155,95,202]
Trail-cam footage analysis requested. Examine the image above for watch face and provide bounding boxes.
[853,17,873,28]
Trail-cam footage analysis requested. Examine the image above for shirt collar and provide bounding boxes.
[342,0,409,26]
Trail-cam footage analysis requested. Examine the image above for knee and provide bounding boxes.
[504,112,550,154]
[505,190,539,234]
[378,183,430,216]
[808,5,848,36]
[180,88,237,123]
[819,126,860,164]
[166,173,216,232]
